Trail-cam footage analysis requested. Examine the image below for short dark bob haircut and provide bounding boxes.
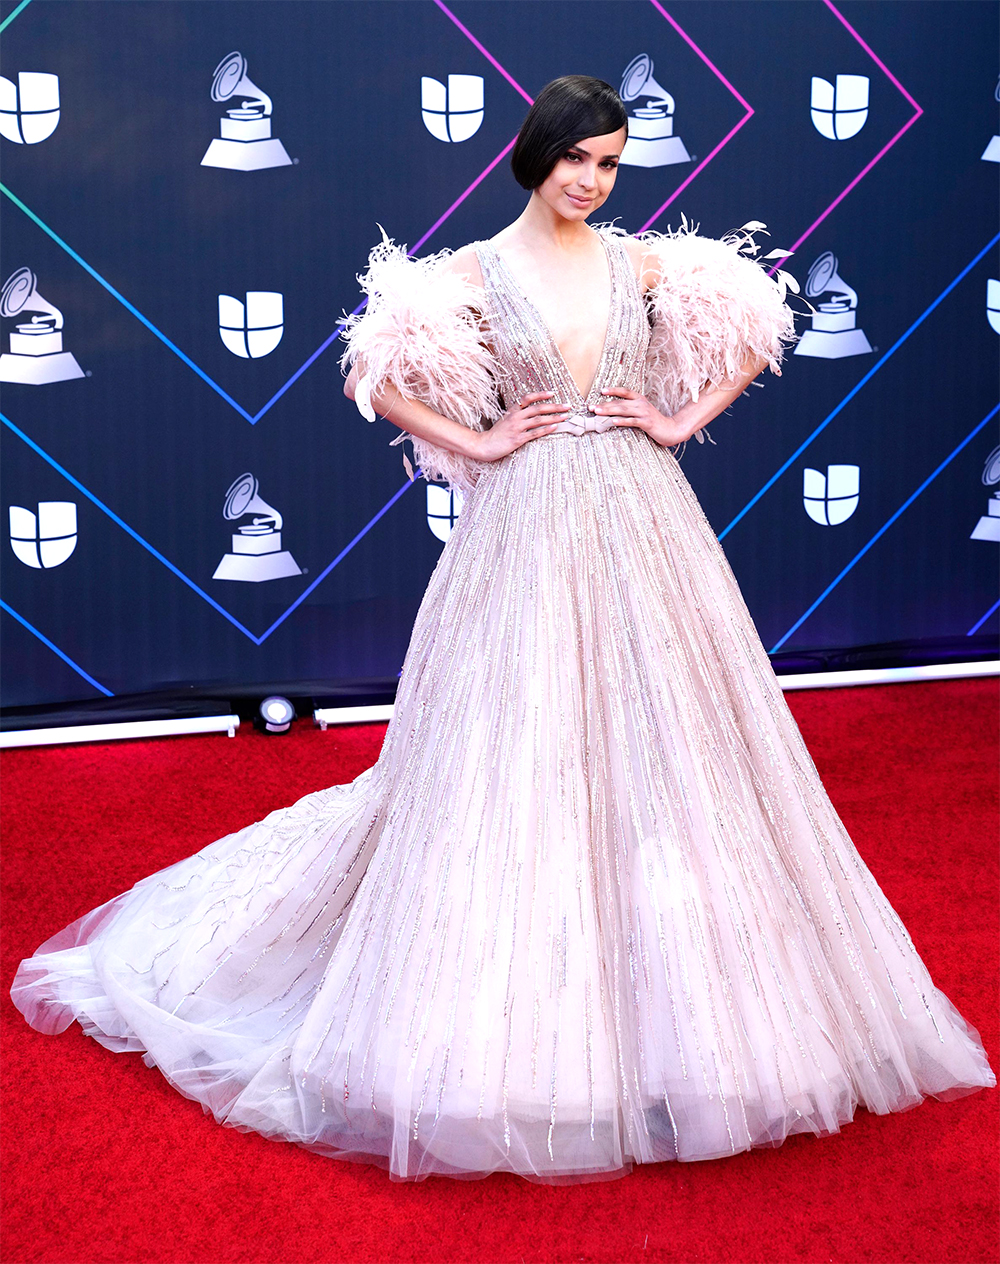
[510,75,627,191]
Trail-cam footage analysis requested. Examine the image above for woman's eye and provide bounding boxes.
[563,153,616,169]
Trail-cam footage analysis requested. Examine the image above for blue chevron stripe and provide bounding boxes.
[770,403,1000,652]
[721,235,1000,540]
[0,598,114,696]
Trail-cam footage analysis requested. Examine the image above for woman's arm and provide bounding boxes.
[344,364,487,460]
[345,365,571,462]
[593,350,768,447]
[343,244,572,463]
[614,227,794,448]
[341,245,492,460]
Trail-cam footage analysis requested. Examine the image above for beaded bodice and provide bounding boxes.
[473,228,650,436]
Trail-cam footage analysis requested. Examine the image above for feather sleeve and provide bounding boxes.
[338,226,503,494]
[634,219,798,444]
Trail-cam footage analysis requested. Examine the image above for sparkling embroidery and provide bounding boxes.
[12,222,995,1182]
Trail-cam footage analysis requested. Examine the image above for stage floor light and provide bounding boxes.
[256,695,295,734]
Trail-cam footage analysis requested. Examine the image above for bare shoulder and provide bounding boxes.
[435,243,485,293]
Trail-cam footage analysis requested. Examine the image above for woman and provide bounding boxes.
[11,76,995,1185]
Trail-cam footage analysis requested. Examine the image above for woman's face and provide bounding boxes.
[536,126,627,220]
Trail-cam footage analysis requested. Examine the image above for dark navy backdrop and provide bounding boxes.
[1,0,997,708]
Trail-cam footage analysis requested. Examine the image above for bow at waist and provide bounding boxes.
[548,410,618,437]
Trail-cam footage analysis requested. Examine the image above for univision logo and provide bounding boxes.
[810,74,869,140]
[9,501,77,568]
[421,75,483,142]
[426,484,463,542]
[803,465,859,525]
[0,72,60,144]
[987,279,1000,334]
[218,291,283,358]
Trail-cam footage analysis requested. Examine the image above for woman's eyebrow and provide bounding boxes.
[568,144,620,160]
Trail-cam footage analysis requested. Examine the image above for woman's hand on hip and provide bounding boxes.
[472,392,572,461]
[594,387,691,447]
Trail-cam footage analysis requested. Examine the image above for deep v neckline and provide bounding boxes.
[478,231,618,409]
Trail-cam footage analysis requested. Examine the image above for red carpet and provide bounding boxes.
[2,679,997,1264]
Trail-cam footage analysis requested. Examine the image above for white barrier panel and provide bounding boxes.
[0,714,240,749]
[2,663,995,747]
[775,660,999,691]
[313,704,395,730]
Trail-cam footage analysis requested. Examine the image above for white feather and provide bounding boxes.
[631,219,799,422]
[354,371,376,423]
[341,220,799,487]
[339,225,502,493]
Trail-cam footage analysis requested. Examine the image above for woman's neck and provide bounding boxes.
[499,191,597,255]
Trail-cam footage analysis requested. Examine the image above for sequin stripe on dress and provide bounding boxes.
[581,230,648,411]
[473,241,571,413]
[474,232,650,423]
[473,236,617,414]
[594,230,651,403]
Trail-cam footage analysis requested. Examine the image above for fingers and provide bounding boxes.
[595,399,649,417]
[524,410,571,429]
[524,419,569,444]
[518,391,556,408]
[505,404,571,431]
[525,396,570,414]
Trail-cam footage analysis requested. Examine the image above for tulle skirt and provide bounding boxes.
[10,427,996,1183]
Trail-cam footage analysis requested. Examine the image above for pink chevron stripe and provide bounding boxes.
[646,0,754,113]
[638,110,754,232]
[770,0,924,270]
[641,0,755,228]
[822,0,922,112]
[431,0,533,104]
[411,135,520,254]
[432,0,754,238]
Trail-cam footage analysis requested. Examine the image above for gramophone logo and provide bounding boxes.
[970,445,1000,542]
[9,501,77,568]
[0,268,85,384]
[421,75,483,142]
[219,292,283,358]
[212,473,301,582]
[618,54,690,168]
[793,252,872,359]
[810,74,870,140]
[426,484,464,542]
[201,52,292,171]
[803,465,860,526]
[987,279,1000,334]
[0,72,59,144]
[982,77,1000,163]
